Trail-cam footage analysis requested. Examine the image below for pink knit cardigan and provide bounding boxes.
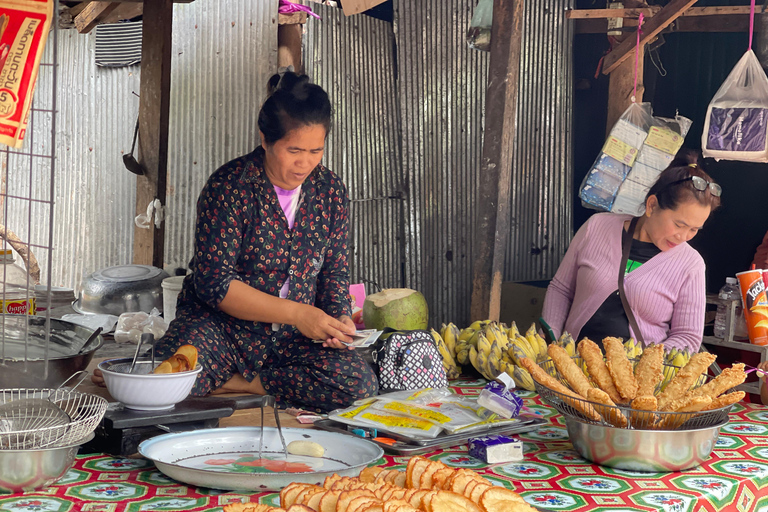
[541,213,706,353]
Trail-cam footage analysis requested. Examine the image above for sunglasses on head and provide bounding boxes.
[667,175,722,197]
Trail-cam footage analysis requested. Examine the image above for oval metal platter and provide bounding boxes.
[138,426,384,492]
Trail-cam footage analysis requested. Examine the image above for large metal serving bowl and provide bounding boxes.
[74,264,170,316]
[0,433,94,493]
[565,416,725,472]
[0,317,103,389]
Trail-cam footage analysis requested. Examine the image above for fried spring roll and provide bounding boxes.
[586,387,628,428]
[548,344,592,398]
[634,343,664,397]
[704,391,746,410]
[658,352,717,411]
[655,395,712,430]
[604,337,638,401]
[578,338,623,404]
[520,357,601,422]
[691,364,747,399]
[629,395,658,429]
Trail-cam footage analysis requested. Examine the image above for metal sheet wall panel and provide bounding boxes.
[304,4,404,290]
[394,0,490,326]
[165,1,278,272]
[509,0,574,282]
[26,30,140,290]
[395,0,574,326]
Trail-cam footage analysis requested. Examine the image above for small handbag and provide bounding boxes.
[371,329,448,392]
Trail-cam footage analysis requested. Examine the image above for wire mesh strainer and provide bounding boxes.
[534,357,733,430]
[0,387,108,450]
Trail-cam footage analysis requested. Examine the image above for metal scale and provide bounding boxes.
[82,394,271,456]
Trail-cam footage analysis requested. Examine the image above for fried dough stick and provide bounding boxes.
[629,395,658,429]
[578,338,623,404]
[604,337,638,401]
[657,352,717,411]
[586,388,628,427]
[520,357,601,421]
[548,344,592,398]
[704,391,746,410]
[634,343,664,397]
[655,395,712,430]
[691,364,747,399]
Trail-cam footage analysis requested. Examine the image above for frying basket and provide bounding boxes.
[534,357,733,430]
[0,388,108,450]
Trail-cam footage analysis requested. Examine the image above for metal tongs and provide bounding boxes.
[258,395,288,459]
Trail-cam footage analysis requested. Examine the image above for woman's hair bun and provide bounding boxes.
[267,72,311,99]
[259,72,332,145]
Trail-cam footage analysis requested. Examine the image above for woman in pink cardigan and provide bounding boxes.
[542,151,721,354]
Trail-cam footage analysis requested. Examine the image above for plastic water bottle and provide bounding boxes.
[714,277,740,339]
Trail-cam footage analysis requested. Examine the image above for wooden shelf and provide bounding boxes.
[702,335,767,396]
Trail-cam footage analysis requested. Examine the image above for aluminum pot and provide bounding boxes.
[565,416,725,472]
[0,433,94,493]
[74,264,170,316]
[0,317,103,389]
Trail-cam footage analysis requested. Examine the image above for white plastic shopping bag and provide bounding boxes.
[702,50,768,162]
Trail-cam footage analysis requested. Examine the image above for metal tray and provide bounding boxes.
[138,426,384,492]
[313,415,547,455]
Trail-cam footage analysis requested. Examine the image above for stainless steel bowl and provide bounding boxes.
[565,415,725,472]
[0,433,94,493]
[0,317,103,389]
[74,264,170,315]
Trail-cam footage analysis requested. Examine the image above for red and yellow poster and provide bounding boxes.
[0,0,53,148]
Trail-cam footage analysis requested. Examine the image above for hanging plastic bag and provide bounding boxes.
[466,0,493,52]
[702,50,768,162]
[579,102,690,215]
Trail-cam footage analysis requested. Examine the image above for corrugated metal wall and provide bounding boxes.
[394,0,574,326]
[165,1,278,272]
[303,3,404,291]
[13,1,277,289]
[509,0,574,282]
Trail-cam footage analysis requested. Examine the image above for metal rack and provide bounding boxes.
[0,3,59,380]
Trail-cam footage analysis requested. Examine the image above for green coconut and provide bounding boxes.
[362,288,429,331]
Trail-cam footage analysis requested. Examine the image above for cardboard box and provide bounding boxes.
[500,282,548,328]
[342,0,388,16]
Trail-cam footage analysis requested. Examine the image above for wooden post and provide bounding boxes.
[278,13,307,73]
[606,46,644,136]
[133,0,172,268]
[469,0,524,323]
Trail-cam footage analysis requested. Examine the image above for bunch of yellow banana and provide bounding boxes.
[551,331,576,357]
[466,322,510,381]
[623,337,643,360]
[661,347,692,387]
[429,328,461,380]
[454,320,488,365]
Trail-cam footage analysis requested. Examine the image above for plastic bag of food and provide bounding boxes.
[702,50,768,162]
[0,0,54,148]
[329,400,444,439]
[113,308,168,343]
[466,0,493,52]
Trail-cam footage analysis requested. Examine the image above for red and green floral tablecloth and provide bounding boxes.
[1,378,767,512]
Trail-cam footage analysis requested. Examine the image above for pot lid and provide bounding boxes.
[91,265,164,282]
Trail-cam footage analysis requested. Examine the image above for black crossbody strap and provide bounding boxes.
[619,216,645,346]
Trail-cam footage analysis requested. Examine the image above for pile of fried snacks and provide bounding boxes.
[521,337,746,429]
[223,455,535,512]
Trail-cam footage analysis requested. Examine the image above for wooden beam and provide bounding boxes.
[68,1,93,17]
[566,6,754,20]
[278,12,308,25]
[470,0,524,323]
[74,2,119,33]
[574,15,748,34]
[133,0,172,268]
[602,0,699,75]
[606,47,644,137]
[100,3,143,25]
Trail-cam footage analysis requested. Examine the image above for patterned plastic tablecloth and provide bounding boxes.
[1,378,768,512]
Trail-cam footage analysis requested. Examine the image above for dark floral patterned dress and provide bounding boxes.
[155,147,378,413]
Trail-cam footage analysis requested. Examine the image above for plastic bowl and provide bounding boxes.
[565,415,725,472]
[98,358,202,411]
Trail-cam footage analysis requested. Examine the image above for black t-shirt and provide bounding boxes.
[578,238,661,348]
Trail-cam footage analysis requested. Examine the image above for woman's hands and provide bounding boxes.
[293,305,355,349]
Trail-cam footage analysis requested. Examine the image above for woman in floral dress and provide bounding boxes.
[99,73,378,413]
